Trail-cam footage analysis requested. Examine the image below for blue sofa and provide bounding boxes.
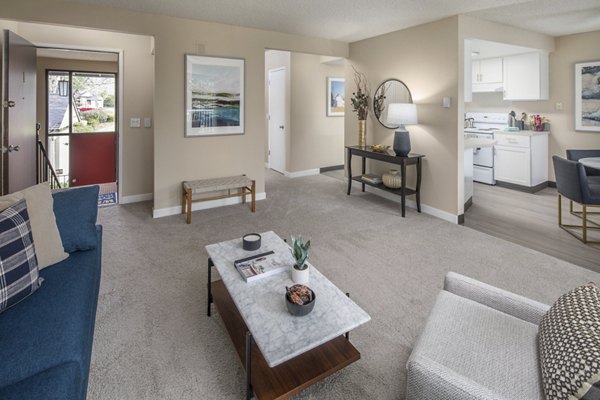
[0,186,102,400]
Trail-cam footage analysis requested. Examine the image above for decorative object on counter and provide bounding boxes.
[507,110,517,128]
[382,169,402,189]
[242,233,261,251]
[361,174,382,184]
[387,103,418,157]
[529,114,549,131]
[574,61,600,132]
[370,144,390,153]
[290,235,311,284]
[373,79,412,128]
[285,284,316,316]
[326,77,345,117]
[350,66,370,147]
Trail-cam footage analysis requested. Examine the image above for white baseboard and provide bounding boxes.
[353,182,459,224]
[152,192,267,219]
[284,169,320,178]
[120,193,153,204]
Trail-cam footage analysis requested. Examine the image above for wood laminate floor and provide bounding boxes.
[465,183,600,273]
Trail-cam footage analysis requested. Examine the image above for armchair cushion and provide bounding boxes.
[538,283,600,400]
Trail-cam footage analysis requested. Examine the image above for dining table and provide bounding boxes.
[579,157,600,171]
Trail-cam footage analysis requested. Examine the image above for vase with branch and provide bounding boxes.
[350,67,370,147]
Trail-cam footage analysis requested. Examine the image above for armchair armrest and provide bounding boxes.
[443,272,549,325]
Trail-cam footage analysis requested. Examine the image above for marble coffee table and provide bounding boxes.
[205,231,370,400]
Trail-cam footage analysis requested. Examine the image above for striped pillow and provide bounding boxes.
[0,199,41,314]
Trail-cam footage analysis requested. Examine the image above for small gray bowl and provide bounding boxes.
[285,290,316,316]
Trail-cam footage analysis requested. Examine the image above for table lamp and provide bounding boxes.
[386,103,418,157]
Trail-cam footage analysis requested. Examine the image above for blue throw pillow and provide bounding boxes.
[0,199,42,314]
[52,186,99,253]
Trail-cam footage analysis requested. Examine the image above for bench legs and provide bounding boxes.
[251,180,256,213]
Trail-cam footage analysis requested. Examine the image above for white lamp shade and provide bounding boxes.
[386,103,418,126]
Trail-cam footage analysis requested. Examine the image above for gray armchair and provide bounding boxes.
[406,272,550,400]
[553,155,600,244]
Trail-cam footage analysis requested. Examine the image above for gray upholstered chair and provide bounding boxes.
[406,272,550,400]
[552,155,600,244]
[566,149,600,177]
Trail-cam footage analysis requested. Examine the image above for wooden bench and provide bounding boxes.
[182,175,256,224]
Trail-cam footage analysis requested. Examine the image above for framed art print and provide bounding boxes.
[327,77,345,117]
[575,61,600,132]
[185,55,245,137]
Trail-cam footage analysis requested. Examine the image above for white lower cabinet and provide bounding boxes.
[494,132,549,188]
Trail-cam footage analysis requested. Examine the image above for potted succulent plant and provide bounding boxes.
[290,236,311,284]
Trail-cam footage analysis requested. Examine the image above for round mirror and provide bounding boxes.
[373,79,413,129]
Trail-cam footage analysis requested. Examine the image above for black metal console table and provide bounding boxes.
[346,146,424,217]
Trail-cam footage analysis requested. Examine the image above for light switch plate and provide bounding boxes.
[555,102,563,111]
[144,117,152,128]
[130,118,141,128]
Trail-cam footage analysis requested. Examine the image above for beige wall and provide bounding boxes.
[289,53,344,172]
[0,18,154,198]
[36,57,118,143]
[465,30,600,181]
[347,17,460,216]
[0,0,349,213]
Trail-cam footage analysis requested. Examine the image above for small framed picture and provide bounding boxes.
[185,55,245,137]
[575,61,600,132]
[327,77,345,117]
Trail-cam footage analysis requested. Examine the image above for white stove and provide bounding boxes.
[464,112,508,185]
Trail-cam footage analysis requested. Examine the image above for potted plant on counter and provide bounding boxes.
[290,236,311,284]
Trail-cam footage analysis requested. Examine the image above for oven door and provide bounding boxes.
[473,134,494,167]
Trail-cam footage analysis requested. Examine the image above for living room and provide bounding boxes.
[1,1,600,399]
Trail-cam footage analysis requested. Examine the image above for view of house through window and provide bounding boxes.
[46,70,117,187]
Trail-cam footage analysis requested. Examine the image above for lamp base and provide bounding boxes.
[393,130,411,157]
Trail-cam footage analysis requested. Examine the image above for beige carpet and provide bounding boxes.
[90,170,600,399]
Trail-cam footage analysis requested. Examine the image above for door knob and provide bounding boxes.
[7,145,19,152]
[279,125,284,129]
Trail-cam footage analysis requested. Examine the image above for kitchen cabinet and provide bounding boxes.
[503,52,549,100]
[472,57,503,93]
[494,131,549,190]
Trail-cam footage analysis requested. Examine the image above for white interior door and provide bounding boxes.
[268,68,286,173]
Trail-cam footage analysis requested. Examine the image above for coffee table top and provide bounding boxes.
[206,231,371,368]
[580,157,600,171]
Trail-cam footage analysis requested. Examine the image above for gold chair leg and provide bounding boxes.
[583,205,587,243]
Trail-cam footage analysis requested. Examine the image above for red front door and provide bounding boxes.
[69,133,116,187]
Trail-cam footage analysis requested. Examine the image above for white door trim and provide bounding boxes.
[267,67,286,173]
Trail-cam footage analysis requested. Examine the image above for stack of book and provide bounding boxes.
[361,174,382,184]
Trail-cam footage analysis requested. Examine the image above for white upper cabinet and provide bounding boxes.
[472,57,503,93]
[503,52,549,101]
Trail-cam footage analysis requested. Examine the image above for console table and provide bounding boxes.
[346,146,424,217]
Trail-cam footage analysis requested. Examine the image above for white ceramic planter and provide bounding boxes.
[292,265,309,284]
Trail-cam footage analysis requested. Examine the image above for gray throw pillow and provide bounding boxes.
[538,283,600,400]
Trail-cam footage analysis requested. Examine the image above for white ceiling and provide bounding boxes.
[68,0,600,42]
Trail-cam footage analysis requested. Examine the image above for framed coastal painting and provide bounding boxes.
[575,61,600,132]
[327,77,345,117]
[185,55,245,137]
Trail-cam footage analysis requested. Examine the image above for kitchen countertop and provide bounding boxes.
[494,130,550,136]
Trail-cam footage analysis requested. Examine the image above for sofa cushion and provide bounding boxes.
[407,290,544,400]
[0,183,68,269]
[0,228,101,398]
[0,199,42,314]
[53,186,99,253]
[538,284,600,400]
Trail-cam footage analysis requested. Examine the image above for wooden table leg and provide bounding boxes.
[242,187,246,205]
[186,188,192,224]
[416,158,422,213]
[181,185,186,215]
[251,180,256,213]
[401,162,406,217]
[347,148,353,195]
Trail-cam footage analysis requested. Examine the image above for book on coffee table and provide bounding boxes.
[234,250,284,282]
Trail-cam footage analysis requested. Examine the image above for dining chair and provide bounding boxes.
[552,155,600,244]
[566,149,600,177]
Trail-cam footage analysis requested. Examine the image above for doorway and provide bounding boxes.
[268,67,286,173]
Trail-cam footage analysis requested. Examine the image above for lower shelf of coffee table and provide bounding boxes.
[211,279,361,400]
